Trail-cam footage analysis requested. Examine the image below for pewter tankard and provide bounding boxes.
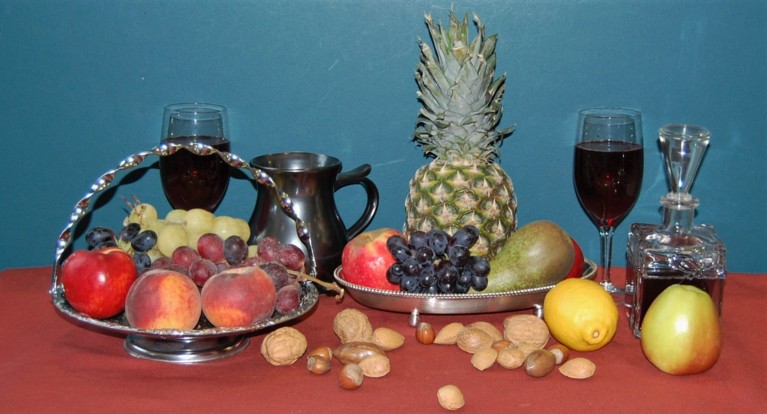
[248,152,379,280]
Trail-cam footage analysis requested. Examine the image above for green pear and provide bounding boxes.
[479,221,575,293]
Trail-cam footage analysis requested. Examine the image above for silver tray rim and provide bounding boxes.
[333,259,597,315]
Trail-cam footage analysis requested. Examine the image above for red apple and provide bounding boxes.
[565,236,585,279]
[61,247,138,319]
[640,284,722,375]
[341,228,402,290]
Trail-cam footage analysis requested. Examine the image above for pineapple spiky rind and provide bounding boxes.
[405,10,517,258]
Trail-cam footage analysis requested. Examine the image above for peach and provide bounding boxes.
[125,269,202,330]
[201,266,277,328]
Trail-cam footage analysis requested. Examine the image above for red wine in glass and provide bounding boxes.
[159,135,231,211]
[574,140,643,228]
[573,107,644,295]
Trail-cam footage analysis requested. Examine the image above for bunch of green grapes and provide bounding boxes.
[121,202,251,258]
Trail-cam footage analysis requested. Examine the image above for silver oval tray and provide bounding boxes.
[49,143,320,363]
[334,259,596,322]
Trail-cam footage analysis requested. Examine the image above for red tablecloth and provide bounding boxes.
[0,266,764,413]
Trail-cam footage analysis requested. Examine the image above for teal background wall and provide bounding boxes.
[2,0,765,273]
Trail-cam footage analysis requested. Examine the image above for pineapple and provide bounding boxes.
[404,11,517,258]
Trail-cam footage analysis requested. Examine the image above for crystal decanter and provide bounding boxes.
[626,124,726,338]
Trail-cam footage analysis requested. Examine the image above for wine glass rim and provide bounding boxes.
[578,107,641,118]
[164,102,228,114]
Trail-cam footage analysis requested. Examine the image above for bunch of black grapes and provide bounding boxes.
[386,226,490,294]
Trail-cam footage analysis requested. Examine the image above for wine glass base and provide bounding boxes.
[600,281,624,294]
[600,281,626,306]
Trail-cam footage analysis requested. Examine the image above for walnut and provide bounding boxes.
[503,314,550,349]
[260,326,308,366]
[333,308,374,344]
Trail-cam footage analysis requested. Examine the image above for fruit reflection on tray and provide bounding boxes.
[333,259,596,316]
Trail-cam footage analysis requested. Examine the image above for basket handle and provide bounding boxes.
[50,143,317,296]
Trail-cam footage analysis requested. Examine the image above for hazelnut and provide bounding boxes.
[416,322,436,345]
[307,355,331,375]
[338,363,364,390]
[547,344,570,365]
[307,346,333,361]
[524,349,556,378]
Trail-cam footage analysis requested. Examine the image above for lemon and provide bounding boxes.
[543,278,618,351]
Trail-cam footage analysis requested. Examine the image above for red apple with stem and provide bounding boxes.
[61,247,138,319]
[341,228,402,290]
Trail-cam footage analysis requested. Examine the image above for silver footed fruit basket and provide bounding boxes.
[334,259,597,325]
[50,143,319,363]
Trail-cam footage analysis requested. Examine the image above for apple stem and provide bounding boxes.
[287,269,345,301]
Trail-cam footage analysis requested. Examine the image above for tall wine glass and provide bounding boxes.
[159,103,231,212]
[573,108,643,294]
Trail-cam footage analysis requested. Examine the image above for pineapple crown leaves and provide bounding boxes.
[414,11,514,162]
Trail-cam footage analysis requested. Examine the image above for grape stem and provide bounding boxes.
[286,269,345,301]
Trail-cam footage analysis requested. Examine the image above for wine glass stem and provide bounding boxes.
[598,226,621,293]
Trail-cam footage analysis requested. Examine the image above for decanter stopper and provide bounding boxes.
[659,124,711,196]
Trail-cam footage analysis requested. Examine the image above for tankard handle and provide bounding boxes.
[334,163,379,240]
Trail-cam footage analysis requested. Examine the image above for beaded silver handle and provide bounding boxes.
[50,142,317,296]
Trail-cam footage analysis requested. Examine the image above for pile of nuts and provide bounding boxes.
[260,308,404,390]
[421,314,596,380]
[258,309,596,411]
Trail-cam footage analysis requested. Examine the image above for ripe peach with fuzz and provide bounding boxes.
[201,266,277,328]
[125,269,202,330]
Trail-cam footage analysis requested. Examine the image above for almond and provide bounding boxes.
[559,357,596,379]
[468,321,503,342]
[358,354,391,378]
[496,347,526,369]
[373,327,405,351]
[434,322,464,345]
[470,347,498,371]
[456,326,494,353]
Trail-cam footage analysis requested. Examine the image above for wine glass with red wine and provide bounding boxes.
[160,103,231,212]
[573,108,643,295]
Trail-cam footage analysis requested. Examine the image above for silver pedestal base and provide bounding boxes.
[124,334,250,363]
